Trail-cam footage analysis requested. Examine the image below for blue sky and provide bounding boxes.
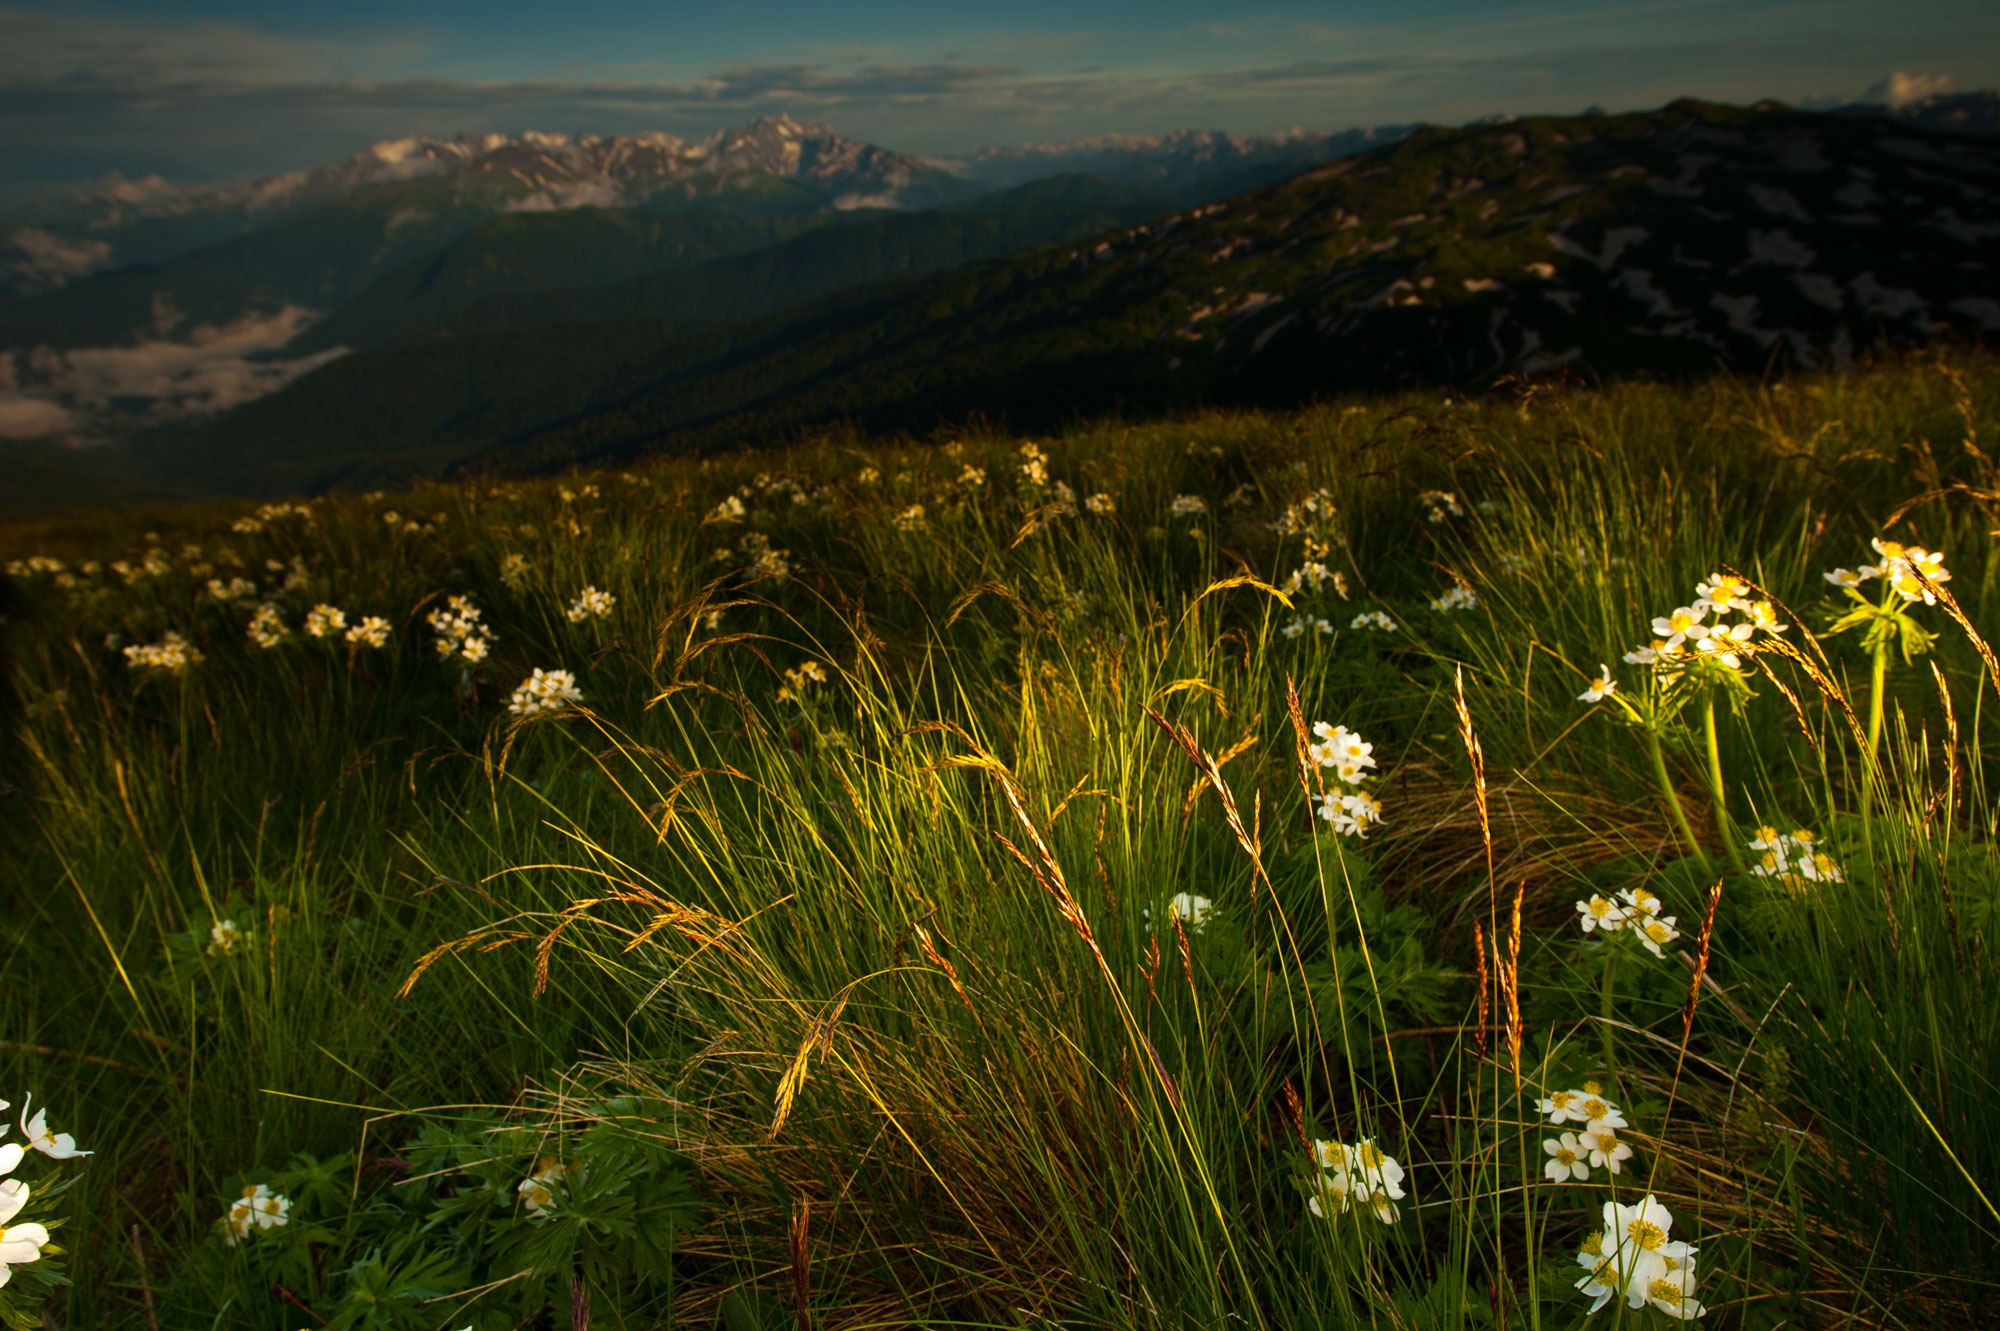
[3,0,1997,205]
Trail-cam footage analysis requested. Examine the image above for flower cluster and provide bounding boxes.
[1574,886,1681,956]
[1350,610,1396,632]
[1084,492,1116,515]
[427,595,493,665]
[229,501,313,534]
[272,554,311,593]
[499,552,531,590]
[566,585,614,622]
[0,1173,49,1286]
[206,576,257,602]
[1271,487,1338,553]
[1430,582,1479,613]
[1622,571,1786,680]
[0,1094,90,1284]
[776,660,828,704]
[1282,615,1334,639]
[344,616,391,648]
[208,918,251,956]
[1747,826,1843,894]
[1417,489,1465,524]
[304,604,347,639]
[1575,1195,1706,1320]
[223,1183,291,1245]
[740,531,791,581]
[247,604,287,649]
[1169,494,1207,519]
[507,668,583,716]
[110,548,174,584]
[1309,721,1385,837]
[1537,1081,1634,1178]
[1306,1138,1407,1224]
[122,631,202,673]
[1826,538,1950,605]
[517,1157,568,1216]
[894,504,927,532]
[1281,559,1348,600]
[1017,442,1048,488]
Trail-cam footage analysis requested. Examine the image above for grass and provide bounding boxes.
[1,350,1996,1328]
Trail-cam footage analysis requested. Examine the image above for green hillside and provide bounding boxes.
[290,178,1175,354]
[135,99,2000,497]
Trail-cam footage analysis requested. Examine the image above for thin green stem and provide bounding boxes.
[1643,726,1714,878]
[1599,948,1620,1098]
[1703,693,1750,879]
[1861,643,1888,857]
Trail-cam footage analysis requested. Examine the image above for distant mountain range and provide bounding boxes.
[0,94,1995,504]
[0,116,1423,303]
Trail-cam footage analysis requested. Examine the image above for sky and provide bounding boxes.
[3,0,1998,207]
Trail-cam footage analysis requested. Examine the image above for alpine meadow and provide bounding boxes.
[2,350,1998,1328]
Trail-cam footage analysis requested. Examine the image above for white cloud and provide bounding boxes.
[832,190,901,210]
[0,307,347,441]
[1857,71,1957,108]
[0,395,74,439]
[503,179,628,212]
[1,227,115,295]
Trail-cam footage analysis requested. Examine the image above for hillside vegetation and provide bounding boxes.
[1,353,1996,1328]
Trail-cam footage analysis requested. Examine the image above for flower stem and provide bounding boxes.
[1599,948,1620,1097]
[1702,694,1749,880]
[1861,643,1888,855]
[1644,726,1714,878]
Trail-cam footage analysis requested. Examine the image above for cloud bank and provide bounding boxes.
[0,307,347,441]
[4,4,1996,204]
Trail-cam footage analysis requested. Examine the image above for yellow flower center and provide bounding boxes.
[1580,1230,1603,1257]
[1627,1219,1667,1251]
[1581,1098,1609,1120]
[1356,1142,1385,1168]
[1646,920,1672,943]
[1648,1277,1686,1304]
[1582,1081,1602,1095]
[1556,1148,1576,1165]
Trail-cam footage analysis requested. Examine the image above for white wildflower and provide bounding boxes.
[507,668,583,716]
[1543,1132,1591,1182]
[1578,664,1617,703]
